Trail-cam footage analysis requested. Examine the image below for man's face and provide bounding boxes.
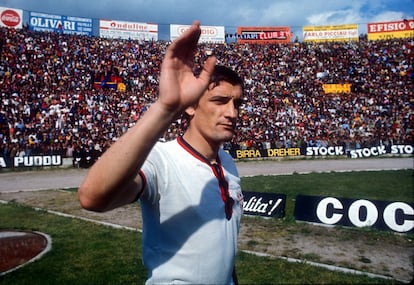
[190,81,243,145]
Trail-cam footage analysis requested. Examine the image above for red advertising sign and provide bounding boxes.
[0,7,22,28]
[367,19,414,40]
[237,26,292,44]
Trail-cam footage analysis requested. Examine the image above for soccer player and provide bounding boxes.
[78,20,244,284]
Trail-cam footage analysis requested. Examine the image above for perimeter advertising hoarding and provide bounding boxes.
[100,20,158,41]
[227,144,413,159]
[294,195,414,233]
[367,19,414,40]
[243,191,286,218]
[170,24,225,43]
[0,7,23,29]
[303,24,358,42]
[0,155,62,168]
[236,26,291,44]
[28,12,92,35]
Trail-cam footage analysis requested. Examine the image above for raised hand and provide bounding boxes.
[158,20,217,116]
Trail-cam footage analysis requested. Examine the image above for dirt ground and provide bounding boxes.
[1,189,413,283]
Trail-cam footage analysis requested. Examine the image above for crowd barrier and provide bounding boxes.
[1,144,412,169]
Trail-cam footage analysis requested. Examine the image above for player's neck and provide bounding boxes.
[182,131,219,164]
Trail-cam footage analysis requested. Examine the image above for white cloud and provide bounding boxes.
[371,11,407,22]
[307,9,363,25]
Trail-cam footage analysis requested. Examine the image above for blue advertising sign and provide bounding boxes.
[28,12,93,35]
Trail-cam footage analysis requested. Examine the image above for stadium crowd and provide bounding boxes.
[0,26,413,166]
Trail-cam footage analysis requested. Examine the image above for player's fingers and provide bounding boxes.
[167,20,201,56]
[198,56,217,85]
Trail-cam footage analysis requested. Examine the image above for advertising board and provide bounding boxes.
[0,7,23,29]
[100,20,158,41]
[28,11,92,35]
[294,195,414,233]
[367,19,414,40]
[170,24,225,43]
[236,26,291,44]
[303,24,359,42]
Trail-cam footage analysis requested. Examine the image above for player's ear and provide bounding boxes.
[184,106,195,118]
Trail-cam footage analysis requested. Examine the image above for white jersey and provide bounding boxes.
[140,137,243,284]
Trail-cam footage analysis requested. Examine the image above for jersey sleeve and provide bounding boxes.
[139,142,166,204]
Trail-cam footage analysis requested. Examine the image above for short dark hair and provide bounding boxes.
[210,65,244,90]
[196,65,244,92]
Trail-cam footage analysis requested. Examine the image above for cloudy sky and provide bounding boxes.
[1,0,413,40]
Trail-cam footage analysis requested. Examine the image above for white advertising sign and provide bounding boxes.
[0,7,23,29]
[170,24,225,43]
[100,20,158,41]
[303,24,359,42]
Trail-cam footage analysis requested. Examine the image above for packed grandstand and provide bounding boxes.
[0,19,413,167]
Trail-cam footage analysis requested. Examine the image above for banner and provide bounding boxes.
[322,83,352,94]
[0,7,23,29]
[228,148,301,159]
[294,195,414,233]
[305,145,413,158]
[229,144,413,159]
[243,191,286,218]
[93,73,123,90]
[170,24,225,43]
[303,24,359,42]
[28,12,93,35]
[100,20,158,41]
[236,26,291,44]
[368,19,414,40]
[0,155,62,168]
[349,145,413,158]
